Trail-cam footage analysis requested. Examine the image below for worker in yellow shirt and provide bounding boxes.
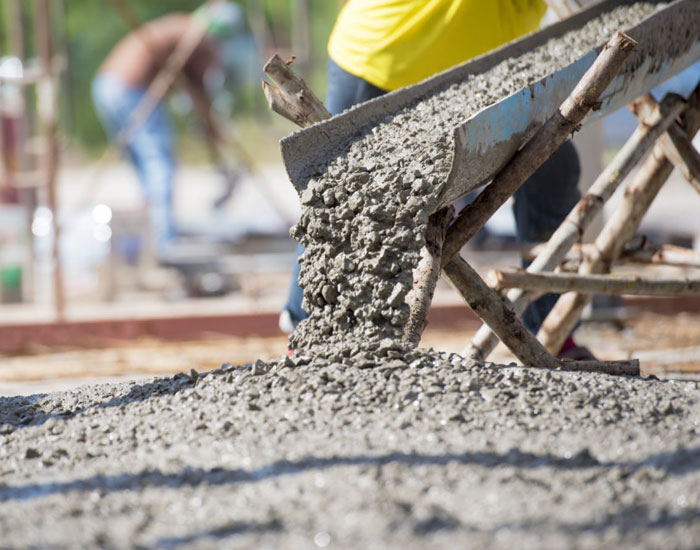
[282,0,592,360]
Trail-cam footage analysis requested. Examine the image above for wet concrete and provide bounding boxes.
[288,2,672,358]
[1,354,699,548]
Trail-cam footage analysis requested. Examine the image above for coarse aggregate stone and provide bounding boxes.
[289,1,672,359]
[1,353,699,549]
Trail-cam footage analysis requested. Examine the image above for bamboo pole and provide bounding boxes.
[537,81,700,353]
[36,0,64,320]
[262,54,330,127]
[545,0,574,20]
[442,31,638,266]
[664,128,700,196]
[629,93,700,197]
[403,206,453,346]
[559,358,639,377]
[525,241,700,269]
[444,256,561,369]
[465,70,680,362]
[489,269,700,297]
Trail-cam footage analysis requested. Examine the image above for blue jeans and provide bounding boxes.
[91,73,176,259]
[284,60,581,335]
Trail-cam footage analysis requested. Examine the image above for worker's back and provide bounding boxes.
[328,0,547,91]
[98,13,213,88]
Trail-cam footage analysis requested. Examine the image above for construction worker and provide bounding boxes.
[281,0,592,359]
[91,2,246,262]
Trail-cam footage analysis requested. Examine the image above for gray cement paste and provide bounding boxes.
[289,1,669,360]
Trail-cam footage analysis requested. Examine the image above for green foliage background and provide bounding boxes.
[2,0,339,152]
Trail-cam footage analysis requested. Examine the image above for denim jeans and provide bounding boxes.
[284,59,581,335]
[91,73,176,259]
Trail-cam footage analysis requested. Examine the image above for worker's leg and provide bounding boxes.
[281,59,387,330]
[512,140,581,334]
[92,73,176,260]
[324,58,387,116]
[128,103,177,260]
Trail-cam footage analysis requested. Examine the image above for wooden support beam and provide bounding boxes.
[525,241,700,269]
[559,359,640,377]
[262,54,330,128]
[537,81,700,353]
[545,0,575,20]
[36,0,64,321]
[665,128,700,196]
[442,31,638,266]
[403,206,453,346]
[444,257,561,369]
[621,242,700,268]
[489,269,700,297]
[466,41,682,361]
[629,93,700,197]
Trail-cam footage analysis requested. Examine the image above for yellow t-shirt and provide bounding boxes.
[328,0,547,91]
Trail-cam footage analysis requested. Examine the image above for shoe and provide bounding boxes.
[278,309,295,334]
[558,336,597,361]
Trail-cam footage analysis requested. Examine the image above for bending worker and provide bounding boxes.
[281,0,592,359]
[92,2,245,262]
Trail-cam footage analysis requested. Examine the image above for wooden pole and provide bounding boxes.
[629,92,700,197]
[36,0,64,320]
[10,0,37,304]
[559,358,639,377]
[489,269,700,297]
[467,92,685,360]
[537,81,700,353]
[403,206,453,346]
[442,31,638,266]
[545,0,576,20]
[262,54,330,127]
[620,242,700,268]
[444,256,561,369]
[525,241,700,269]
